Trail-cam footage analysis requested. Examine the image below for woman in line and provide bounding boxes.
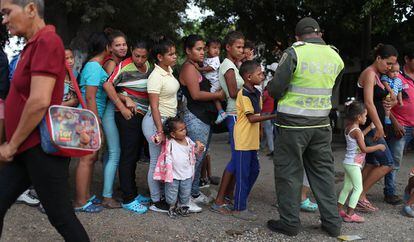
[179,34,224,212]
[356,44,398,212]
[211,31,245,213]
[142,38,180,213]
[103,40,152,213]
[74,32,110,213]
[100,29,128,208]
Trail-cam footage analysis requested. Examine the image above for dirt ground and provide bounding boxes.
[2,133,414,241]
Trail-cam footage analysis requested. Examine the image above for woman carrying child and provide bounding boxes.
[179,34,225,212]
[356,44,399,211]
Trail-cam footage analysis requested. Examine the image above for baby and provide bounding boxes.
[381,62,403,124]
[197,39,227,124]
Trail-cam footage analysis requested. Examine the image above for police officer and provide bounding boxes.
[267,17,344,237]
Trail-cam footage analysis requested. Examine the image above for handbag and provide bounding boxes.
[39,63,101,157]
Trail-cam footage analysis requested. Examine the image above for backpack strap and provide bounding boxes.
[65,63,86,108]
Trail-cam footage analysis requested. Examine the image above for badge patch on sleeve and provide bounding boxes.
[279,52,288,66]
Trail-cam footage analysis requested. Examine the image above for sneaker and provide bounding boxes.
[232,210,258,221]
[343,213,365,223]
[384,195,403,205]
[149,200,169,213]
[188,199,202,213]
[168,207,178,219]
[199,178,210,189]
[402,205,414,218]
[16,189,40,207]
[177,206,190,217]
[215,111,227,124]
[209,176,220,186]
[192,192,212,205]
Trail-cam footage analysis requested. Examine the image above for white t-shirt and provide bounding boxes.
[166,138,195,180]
[219,58,244,114]
[203,56,220,85]
[343,127,366,168]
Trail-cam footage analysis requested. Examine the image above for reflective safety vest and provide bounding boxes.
[277,42,344,117]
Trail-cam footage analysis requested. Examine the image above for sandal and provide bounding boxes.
[88,195,102,205]
[300,198,318,212]
[210,203,232,215]
[102,198,121,209]
[135,194,151,205]
[224,196,234,205]
[356,199,378,212]
[75,201,103,213]
[122,200,148,214]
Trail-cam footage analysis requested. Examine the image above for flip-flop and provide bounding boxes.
[300,198,318,212]
[102,199,122,209]
[210,203,232,215]
[75,201,103,213]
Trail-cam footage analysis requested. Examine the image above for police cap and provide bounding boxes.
[295,17,321,36]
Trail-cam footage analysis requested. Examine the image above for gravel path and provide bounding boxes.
[2,133,414,241]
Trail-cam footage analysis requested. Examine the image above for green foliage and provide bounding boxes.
[195,0,414,62]
[49,0,190,44]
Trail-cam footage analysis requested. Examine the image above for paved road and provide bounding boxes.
[2,133,414,241]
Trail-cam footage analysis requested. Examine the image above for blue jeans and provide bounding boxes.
[384,126,414,196]
[102,101,121,198]
[165,178,192,206]
[364,129,394,167]
[225,115,237,173]
[142,112,166,202]
[182,110,211,197]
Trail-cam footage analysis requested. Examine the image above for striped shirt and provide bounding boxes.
[107,58,151,115]
[381,74,403,96]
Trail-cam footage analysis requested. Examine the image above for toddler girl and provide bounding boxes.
[337,100,386,223]
[153,117,204,218]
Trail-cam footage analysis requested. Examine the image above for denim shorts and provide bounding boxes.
[364,130,394,167]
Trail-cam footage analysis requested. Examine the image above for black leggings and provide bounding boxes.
[115,112,145,203]
[0,145,89,241]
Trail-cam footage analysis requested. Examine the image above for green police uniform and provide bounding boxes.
[267,38,344,234]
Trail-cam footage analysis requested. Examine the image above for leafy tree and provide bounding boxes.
[195,0,414,63]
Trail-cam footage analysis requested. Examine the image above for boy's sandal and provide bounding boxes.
[75,201,103,213]
[210,203,232,215]
[135,194,151,205]
[122,200,148,214]
[300,198,318,212]
[224,196,234,205]
[88,195,102,205]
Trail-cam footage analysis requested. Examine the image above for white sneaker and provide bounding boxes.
[192,192,212,205]
[16,189,40,206]
[188,199,202,213]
